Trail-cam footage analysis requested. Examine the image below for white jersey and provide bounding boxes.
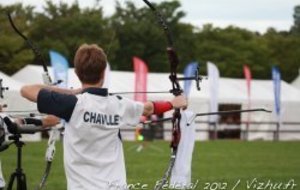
[64,92,143,190]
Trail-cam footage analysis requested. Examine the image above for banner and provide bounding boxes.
[170,110,196,188]
[243,65,252,112]
[272,66,281,118]
[133,57,148,102]
[102,63,111,88]
[243,65,252,99]
[243,65,252,139]
[207,62,220,123]
[49,50,69,88]
[183,62,198,97]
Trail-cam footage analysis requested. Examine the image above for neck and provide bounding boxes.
[82,80,104,89]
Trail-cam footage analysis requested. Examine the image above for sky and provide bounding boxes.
[1,0,299,33]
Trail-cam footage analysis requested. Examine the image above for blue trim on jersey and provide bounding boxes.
[37,88,109,122]
[82,88,108,96]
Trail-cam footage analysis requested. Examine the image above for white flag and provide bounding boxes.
[207,62,220,123]
[170,110,196,189]
[102,63,111,88]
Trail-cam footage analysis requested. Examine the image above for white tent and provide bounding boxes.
[12,65,177,97]
[291,69,300,90]
[12,65,300,141]
[189,78,300,141]
[0,71,40,141]
[0,71,36,111]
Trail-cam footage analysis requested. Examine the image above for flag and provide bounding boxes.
[243,65,252,111]
[243,65,252,139]
[102,63,111,88]
[133,57,148,142]
[207,62,220,123]
[170,110,196,188]
[183,62,198,97]
[49,50,69,88]
[243,65,252,98]
[133,57,148,102]
[272,66,281,117]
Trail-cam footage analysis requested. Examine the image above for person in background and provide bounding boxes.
[16,115,60,128]
[0,104,60,190]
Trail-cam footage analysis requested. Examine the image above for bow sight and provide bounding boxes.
[177,64,204,91]
[109,65,204,95]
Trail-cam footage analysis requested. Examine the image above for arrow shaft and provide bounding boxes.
[195,109,271,117]
[143,109,271,124]
[109,91,170,95]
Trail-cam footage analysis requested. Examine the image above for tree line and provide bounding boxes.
[0,1,299,82]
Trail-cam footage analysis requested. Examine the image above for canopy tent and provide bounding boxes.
[12,65,179,98]
[12,65,300,141]
[291,69,300,91]
[0,71,40,141]
[0,71,36,111]
[188,78,300,141]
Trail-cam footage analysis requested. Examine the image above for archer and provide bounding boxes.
[20,44,187,190]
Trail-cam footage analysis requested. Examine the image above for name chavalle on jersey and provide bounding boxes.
[83,111,120,126]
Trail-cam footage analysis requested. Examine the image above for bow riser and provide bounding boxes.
[142,1,183,190]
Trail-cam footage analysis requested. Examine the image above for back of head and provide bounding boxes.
[74,44,107,85]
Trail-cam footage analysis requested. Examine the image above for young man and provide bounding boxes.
[21,44,187,190]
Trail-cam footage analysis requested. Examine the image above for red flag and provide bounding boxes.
[243,65,252,97]
[133,57,148,102]
[243,65,252,138]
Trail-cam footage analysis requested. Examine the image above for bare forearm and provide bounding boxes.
[143,102,154,116]
[42,115,60,127]
[38,85,80,95]
[21,84,80,102]
[21,84,45,102]
[142,95,187,117]
[15,115,60,128]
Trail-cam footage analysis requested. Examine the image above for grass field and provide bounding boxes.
[0,140,299,190]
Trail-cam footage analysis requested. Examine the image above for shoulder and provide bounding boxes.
[37,89,78,121]
[38,89,77,105]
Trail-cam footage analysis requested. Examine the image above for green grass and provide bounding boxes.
[1,140,299,190]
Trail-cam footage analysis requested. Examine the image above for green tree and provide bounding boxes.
[194,24,271,78]
[110,0,197,72]
[0,4,34,74]
[30,0,114,67]
[0,1,299,83]
[264,28,300,82]
[291,5,300,34]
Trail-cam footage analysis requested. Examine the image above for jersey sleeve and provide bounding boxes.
[120,97,144,126]
[37,89,78,122]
